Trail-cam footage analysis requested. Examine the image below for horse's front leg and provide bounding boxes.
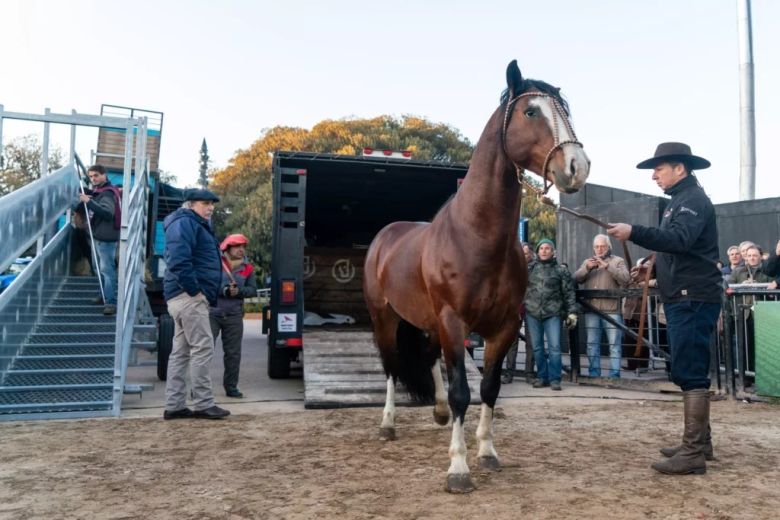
[431,358,449,425]
[438,310,474,493]
[477,324,520,471]
[379,376,397,440]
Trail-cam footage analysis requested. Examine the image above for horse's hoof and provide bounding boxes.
[445,473,475,493]
[478,456,501,471]
[433,409,450,426]
[379,427,396,441]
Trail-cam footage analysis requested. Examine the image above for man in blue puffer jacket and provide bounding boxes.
[162,188,230,421]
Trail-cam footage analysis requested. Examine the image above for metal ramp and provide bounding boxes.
[0,106,153,420]
[303,330,483,409]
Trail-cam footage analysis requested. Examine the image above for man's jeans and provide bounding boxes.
[665,301,721,391]
[527,314,562,384]
[95,240,118,305]
[585,312,623,378]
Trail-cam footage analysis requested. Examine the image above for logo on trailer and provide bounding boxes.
[332,259,356,284]
[278,313,297,332]
[303,256,316,279]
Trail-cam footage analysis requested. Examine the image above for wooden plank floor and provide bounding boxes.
[303,330,483,409]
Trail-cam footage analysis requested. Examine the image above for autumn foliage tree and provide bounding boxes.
[0,135,64,196]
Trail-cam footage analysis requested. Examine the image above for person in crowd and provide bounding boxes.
[608,142,722,476]
[721,245,742,276]
[764,239,780,278]
[210,233,258,398]
[162,189,230,420]
[728,245,777,288]
[502,242,535,384]
[78,165,121,315]
[524,239,577,391]
[574,234,630,379]
[738,241,756,262]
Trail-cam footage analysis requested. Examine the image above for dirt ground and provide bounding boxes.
[0,397,778,520]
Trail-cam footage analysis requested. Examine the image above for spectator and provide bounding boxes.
[721,245,741,277]
[574,234,630,379]
[738,241,756,262]
[162,189,230,420]
[502,242,535,384]
[78,165,121,315]
[764,239,780,278]
[210,233,258,398]
[524,239,578,391]
[728,245,777,287]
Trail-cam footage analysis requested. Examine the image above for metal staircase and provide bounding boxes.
[0,106,154,420]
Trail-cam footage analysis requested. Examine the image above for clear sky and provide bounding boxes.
[2,0,778,203]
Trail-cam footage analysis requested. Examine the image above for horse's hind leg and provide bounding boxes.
[371,306,401,441]
[476,324,519,471]
[431,357,449,426]
[380,376,397,440]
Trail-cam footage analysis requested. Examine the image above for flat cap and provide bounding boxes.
[184,188,220,202]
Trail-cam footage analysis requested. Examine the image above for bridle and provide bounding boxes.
[501,92,583,196]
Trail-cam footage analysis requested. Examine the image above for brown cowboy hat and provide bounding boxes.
[636,142,711,170]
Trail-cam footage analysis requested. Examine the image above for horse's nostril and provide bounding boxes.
[570,158,576,177]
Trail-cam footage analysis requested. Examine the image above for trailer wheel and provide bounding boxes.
[267,343,291,379]
[157,313,175,381]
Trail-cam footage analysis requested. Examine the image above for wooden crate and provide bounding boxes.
[95,128,160,172]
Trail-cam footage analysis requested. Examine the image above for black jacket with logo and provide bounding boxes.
[629,174,722,304]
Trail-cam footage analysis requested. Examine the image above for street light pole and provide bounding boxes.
[737,0,756,201]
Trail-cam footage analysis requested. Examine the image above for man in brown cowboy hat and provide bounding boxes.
[608,142,721,475]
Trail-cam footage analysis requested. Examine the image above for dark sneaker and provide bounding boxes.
[103,304,117,316]
[532,379,550,388]
[550,381,562,391]
[225,388,244,398]
[193,405,230,419]
[163,407,194,420]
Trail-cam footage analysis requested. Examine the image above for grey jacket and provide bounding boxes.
[573,254,630,313]
[210,258,258,317]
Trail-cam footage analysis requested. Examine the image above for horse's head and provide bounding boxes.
[502,60,590,194]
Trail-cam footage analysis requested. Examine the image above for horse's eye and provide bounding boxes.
[524,108,536,118]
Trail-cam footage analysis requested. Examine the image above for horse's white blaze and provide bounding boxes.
[447,417,470,475]
[380,377,396,429]
[530,97,589,188]
[476,403,498,459]
[431,359,448,418]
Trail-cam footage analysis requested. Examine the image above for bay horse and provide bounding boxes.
[363,60,590,493]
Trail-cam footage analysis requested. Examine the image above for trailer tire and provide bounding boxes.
[157,313,175,381]
[267,343,291,379]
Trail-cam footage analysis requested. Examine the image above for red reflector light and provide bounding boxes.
[382,149,393,156]
[363,147,373,155]
[281,280,295,304]
[296,169,307,175]
[402,150,412,158]
[286,337,303,347]
[463,339,470,346]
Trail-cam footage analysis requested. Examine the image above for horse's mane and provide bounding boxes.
[500,78,570,116]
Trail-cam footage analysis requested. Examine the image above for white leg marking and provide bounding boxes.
[476,403,498,459]
[380,377,396,429]
[447,416,470,475]
[431,359,448,419]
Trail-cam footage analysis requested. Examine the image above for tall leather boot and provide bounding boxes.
[660,423,715,461]
[651,389,709,475]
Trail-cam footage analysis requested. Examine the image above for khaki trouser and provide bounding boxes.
[165,292,216,412]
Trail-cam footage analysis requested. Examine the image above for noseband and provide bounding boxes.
[502,92,583,195]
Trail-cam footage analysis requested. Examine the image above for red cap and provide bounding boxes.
[220,233,248,252]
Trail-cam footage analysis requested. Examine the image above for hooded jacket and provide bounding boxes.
[163,208,222,305]
[629,174,722,304]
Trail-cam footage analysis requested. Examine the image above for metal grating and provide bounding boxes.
[40,314,115,324]
[27,334,116,344]
[13,358,113,370]
[0,388,112,406]
[3,371,112,386]
[45,306,108,315]
[21,346,113,356]
[34,324,116,334]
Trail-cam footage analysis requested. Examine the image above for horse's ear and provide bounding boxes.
[506,60,523,97]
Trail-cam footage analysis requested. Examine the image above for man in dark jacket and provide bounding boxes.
[210,233,258,398]
[162,189,230,420]
[764,240,780,278]
[78,165,121,315]
[608,142,721,476]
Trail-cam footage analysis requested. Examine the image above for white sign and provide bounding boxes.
[278,313,297,332]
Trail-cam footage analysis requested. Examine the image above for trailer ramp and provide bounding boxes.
[303,330,482,409]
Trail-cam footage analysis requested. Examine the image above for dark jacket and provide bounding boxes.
[85,181,121,242]
[765,251,780,278]
[524,258,577,320]
[210,258,258,317]
[163,208,222,305]
[728,264,774,285]
[629,175,722,304]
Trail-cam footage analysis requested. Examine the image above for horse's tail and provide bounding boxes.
[394,319,437,404]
